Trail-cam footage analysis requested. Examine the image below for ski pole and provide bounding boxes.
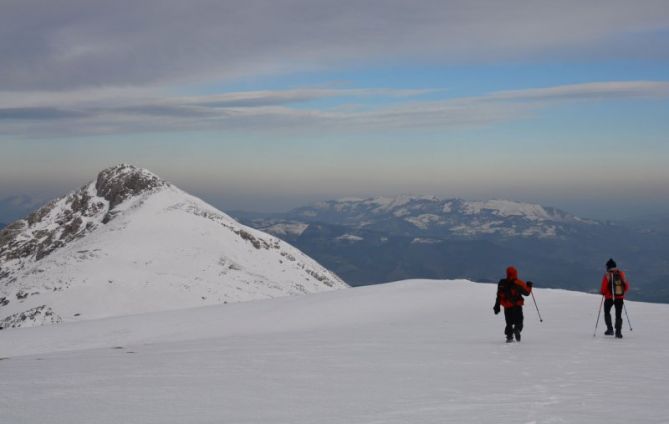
[531,291,543,322]
[593,296,604,337]
[623,302,633,331]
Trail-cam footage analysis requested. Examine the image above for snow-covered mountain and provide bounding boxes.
[287,195,594,239]
[2,280,667,423]
[0,164,347,329]
[231,196,669,303]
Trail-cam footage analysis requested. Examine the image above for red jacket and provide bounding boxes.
[497,266,532,308]
[600,269,629,300]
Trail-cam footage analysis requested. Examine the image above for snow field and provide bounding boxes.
[1,280,668,423]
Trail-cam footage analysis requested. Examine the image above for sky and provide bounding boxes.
[1,0,669,221]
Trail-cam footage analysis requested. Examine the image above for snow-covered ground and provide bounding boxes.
[1,280,667,423]
[0,165,346,328]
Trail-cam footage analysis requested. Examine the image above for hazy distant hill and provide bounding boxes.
[0,195,42,224]
[232,196,669,303]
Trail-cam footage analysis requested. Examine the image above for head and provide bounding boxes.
[506,266,518,280]
[606,258,617,270]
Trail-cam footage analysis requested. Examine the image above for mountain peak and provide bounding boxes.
[1,165,347,328]
[95,164,167,210]
[1,165,171,264]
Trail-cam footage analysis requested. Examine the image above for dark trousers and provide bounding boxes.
[604,299,624,332]
[504,306,524,337]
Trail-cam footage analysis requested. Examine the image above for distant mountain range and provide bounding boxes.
[0,165,347,329]
[231,196,669,303]
[3,180,668,312]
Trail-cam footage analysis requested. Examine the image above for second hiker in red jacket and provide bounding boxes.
[600,258,630,338]
[494,266,533,343]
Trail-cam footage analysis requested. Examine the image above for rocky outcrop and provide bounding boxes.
[96,164,167,216]
[0,305,62,329]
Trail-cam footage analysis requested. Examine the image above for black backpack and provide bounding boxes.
[499,278,521,303]
[610,270,625,296]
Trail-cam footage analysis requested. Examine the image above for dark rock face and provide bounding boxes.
[96,164,166,210]
[0,191,104,263]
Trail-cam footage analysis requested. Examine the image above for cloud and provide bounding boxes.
[1,80,667,138]
[488,81,669,102]
[184,88,436,108]
[0,107,89,120]
[1,0,668,91]
[0,86,520,136]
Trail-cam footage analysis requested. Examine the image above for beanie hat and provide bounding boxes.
[506,266,518,279]
[606,258,617,270]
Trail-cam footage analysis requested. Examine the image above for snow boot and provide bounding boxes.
[604,328,614,336]
[615,331,623,339]
[506,336,514,343]
[514,329,521,342]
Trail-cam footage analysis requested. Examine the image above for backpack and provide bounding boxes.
[500,278,521,303]
[610,270,625,296]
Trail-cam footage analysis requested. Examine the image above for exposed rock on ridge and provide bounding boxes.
[96,164,167,214]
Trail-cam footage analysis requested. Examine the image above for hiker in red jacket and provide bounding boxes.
[600,258,630,338]
[493,266,533,342]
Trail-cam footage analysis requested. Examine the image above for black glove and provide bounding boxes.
[493,304,501,315]
[527,281,534,288]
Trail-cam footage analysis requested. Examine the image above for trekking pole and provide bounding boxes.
[531,291,543,322]
[593,296,604,337]
[623,302,633,331]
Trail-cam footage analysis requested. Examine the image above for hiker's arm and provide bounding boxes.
[600,275,609,296]
[516,279,531,296]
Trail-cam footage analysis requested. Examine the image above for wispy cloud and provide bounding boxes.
[0,107,90,121]
[181,88,437,108]
[489,81,669,101]
[1,81,667,137]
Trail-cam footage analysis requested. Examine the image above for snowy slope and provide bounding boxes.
[0,165,347,328]
[1,280,667,424]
